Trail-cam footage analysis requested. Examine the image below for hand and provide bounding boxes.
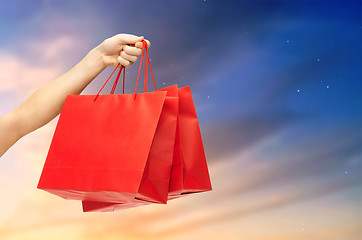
[98,33,151,68]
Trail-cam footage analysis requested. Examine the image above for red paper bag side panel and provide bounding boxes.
[137,96,179,204]
[178,86,212,192]
[156,85,184,195]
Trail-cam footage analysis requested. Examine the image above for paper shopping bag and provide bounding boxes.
[37,91,168,203]
[81,85,213,212]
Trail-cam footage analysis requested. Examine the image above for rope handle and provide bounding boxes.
[135,40,157,96]
[93,39,156,101]
[93,63,125,101]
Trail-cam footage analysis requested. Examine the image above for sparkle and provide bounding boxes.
[326,85,329,88]
[162,82,166,85]
[317,58,320,61]
[207,96,211,99]
[297,89,300,93]
[345,171,348,174]
[286,40,290,43]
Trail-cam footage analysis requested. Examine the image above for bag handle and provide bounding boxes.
[110,64,126,95]
[93,63,125,101]
[134,40,157,96]
[144,39,157,92]
[93,39,156,101]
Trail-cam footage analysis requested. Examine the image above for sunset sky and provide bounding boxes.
[0,0,361,240]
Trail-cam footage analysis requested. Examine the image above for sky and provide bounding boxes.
[0,0,361,239]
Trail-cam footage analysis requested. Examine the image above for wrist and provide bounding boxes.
[86,44,107,72]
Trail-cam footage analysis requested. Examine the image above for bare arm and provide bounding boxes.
[0,33,150,157]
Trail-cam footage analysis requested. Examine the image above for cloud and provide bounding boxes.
[121,177,361,239]
[0,52,59,96]
[0,31,88,115]
[202,119,362,201]
[23,34,87,67]
[1,102,359,239]
[202,109,312,161]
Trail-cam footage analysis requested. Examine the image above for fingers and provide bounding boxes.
[134,39,151,49]
[117,33,144,45]
[144,39,151,48]
[118,45,142,68]
[120,51,137,62]
[123,45,142,56]
[114,34,151,68]
[117,50,139,68]
[119,38,150,68]
[134,42,142,48]
[117,55,134,68]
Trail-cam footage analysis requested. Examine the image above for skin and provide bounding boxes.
[0,33,151,157]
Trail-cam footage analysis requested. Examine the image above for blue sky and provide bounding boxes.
[0,1,361,239]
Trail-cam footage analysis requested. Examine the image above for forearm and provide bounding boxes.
[14,45,106,137]
[0,33,146,158]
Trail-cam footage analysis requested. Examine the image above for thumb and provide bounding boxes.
[119,34,144,45]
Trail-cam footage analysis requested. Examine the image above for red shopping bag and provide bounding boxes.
[81,41,212,212]
[37,42,178,204]
[82,86,213,212]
